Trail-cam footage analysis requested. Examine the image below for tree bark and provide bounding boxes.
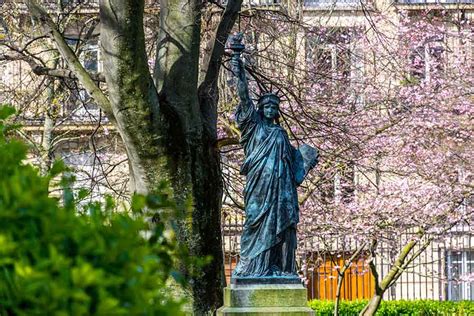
[359,238,420,316]
[360,294,383,316]
[333,243,367,316]
[40,79,56,175]
[152,0,242,312]
[333,271,345,316]
[28,0,242,313]
[100,0,238,313]
[99,0,165,194]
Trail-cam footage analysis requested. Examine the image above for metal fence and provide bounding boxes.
[303,0,363,7]
[222,212,474,301]
[396,0,473,3]
[220,0,283,7]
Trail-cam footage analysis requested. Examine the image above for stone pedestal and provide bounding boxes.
[217,282,314,316]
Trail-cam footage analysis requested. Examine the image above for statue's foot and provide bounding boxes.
[270,265,282,276]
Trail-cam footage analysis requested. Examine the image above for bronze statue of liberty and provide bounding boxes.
[229,33,318,281]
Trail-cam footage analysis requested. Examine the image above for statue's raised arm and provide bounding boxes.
[229,33,257,131]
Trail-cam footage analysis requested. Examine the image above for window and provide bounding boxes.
[0,16,7,42]
[64,38,100,74]
[306,29,351,98]
[304,0,362,7]
[334,162,356,204]
[61,151,110,203]
[409,36,444,82]
[446,250,474,300]
[81,43,99,73]
[306,28,362,104]
[77,43,100,107]
[64,38,101,120]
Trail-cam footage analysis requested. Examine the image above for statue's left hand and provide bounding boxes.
[299,144,319,175]
[293,144,319,185]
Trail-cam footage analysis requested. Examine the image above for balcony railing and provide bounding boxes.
[304,0,362,7]
[397,0,473,3]
[221,0,282,7]
[36,0,98,5]
[19,111,109,131]
[247,0,281,5]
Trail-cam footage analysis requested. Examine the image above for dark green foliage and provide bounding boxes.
[309,300,367,315]
[309,300,474,315]
[0,106,187,315]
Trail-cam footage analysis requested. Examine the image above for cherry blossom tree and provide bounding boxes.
[217,8,472,316]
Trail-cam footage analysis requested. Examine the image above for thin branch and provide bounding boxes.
[0,50,105,82]
[26,0,113,117]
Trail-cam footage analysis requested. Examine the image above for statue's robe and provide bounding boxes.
[232,102,304,277]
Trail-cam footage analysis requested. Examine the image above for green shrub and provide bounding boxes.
[309,300,367,315]
[0,106,188,315]
[308,299,474,315]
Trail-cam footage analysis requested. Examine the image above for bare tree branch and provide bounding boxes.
[0,50,105,82]
[26,0,113,117]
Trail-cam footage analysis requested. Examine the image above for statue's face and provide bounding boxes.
[262,101,279,121]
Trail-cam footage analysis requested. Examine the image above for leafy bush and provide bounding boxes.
[309,299,474,315]
[0,106,187,315]
[309,300,366,315]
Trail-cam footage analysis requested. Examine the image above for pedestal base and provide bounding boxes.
[217,284,314,316]
[231,276,302,285]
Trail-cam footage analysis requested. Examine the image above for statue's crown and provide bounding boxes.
[258,93,280,105]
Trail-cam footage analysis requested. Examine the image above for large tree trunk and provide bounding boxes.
[100,0,230,313]
[99,0,166,194]
[28,0,241,312]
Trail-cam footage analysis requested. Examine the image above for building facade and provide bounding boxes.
[1,0,473,302]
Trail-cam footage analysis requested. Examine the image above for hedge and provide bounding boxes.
[0,106,189,315]
[309,299,474,315]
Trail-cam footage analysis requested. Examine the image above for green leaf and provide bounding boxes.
[131,194,146,212]
[49,160,67,178]
[77,188,90,200]
[0,105,15,120]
